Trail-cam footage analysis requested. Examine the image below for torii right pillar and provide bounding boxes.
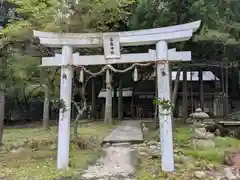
[156,41,174,172]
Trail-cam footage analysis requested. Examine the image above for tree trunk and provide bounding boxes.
[221,65,225,118]
[0,90,5,145]
[43,86,50,129]
[171,66,180,127]
[131,84,136,119]
[0,56,6,144]
[225,66,229,117]
[154,73,159,129]
[118,78,123,121]
[73,84,86,138]
[182,68,188,122]
[199,70,204,110]
[91,78,96,121]
[172,67,181,110]
[104,70,112,124]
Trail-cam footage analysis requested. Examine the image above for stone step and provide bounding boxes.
[102,121,143,145]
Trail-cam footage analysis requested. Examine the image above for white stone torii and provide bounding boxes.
[33,20,201,172]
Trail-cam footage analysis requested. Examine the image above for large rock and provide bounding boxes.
[192,139,215,149]
[224,150,240,168]
[147,141,158,146]
[138,146,160,159]
[224,167,238,180]
[175,155,193,165]
[194,171,206,179]
[148,149,160,159]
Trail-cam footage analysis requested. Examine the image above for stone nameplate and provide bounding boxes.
[103,34,120,59]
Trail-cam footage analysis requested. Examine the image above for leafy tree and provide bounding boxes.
[0,0,62,133]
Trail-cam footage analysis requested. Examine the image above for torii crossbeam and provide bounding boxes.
[33,20,201,172]
[41,48,191,66]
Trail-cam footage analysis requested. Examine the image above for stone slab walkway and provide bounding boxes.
[102,121,143,144]
[81,121,144,180]
[81,143,137,180]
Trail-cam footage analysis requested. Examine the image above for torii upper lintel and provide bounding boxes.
[33,21,201,47]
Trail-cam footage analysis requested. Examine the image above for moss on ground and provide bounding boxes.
[0,122,116,180]
[137,122,240,180]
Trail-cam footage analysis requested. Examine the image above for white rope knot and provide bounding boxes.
[105,69,111,84]
[133,66,138,82]
[155,60,166,70]
[79,68,84,83]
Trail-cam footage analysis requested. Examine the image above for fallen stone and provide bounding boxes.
[224,150,240,168]
[138,151,148,157]
[176,155,193,164]
[206,163,214,170]
[10,147,25,153]
[137,147,149,152]
[194,171,206,178]
[50,144,57,150]
[147,141,157,146]
[139,143,147,147]
[149,145,157,149]
[148,149,160,159]
[186,163,195,169]
[192,139,215,149]
[143,140,148,144]
[215,176,226,180]
[224,167,238,180]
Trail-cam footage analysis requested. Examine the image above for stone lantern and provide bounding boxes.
[189,108,209,125]
[190,108,215,149]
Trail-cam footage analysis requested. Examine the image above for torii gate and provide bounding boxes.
[33,20,201,172]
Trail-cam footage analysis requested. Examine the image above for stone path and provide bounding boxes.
[81,121,143,180]
[102,121,143,144]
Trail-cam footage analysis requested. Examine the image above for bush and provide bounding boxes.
[71,136,99,150]
[23,138,56,151]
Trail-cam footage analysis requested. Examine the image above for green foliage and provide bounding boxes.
[1,122,115,179]
[66,0,136,32]
[153,97,172,110]
[52,99,67,112]
[0,0,138,107]
[138,123,240,180]
[0,0,240,119]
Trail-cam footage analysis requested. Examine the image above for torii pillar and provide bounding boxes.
[58,45,73,170]
[156,41,174,170]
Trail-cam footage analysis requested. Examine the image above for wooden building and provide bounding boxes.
[97,71,226,118]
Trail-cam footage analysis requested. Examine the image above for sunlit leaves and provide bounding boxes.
[68,0,136,32]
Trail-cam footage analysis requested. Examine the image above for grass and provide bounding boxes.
[0,121,116,180]
[137,121,240,180]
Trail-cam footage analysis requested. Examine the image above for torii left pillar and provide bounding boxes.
[57,45,73,169]
[156,41,174,172]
